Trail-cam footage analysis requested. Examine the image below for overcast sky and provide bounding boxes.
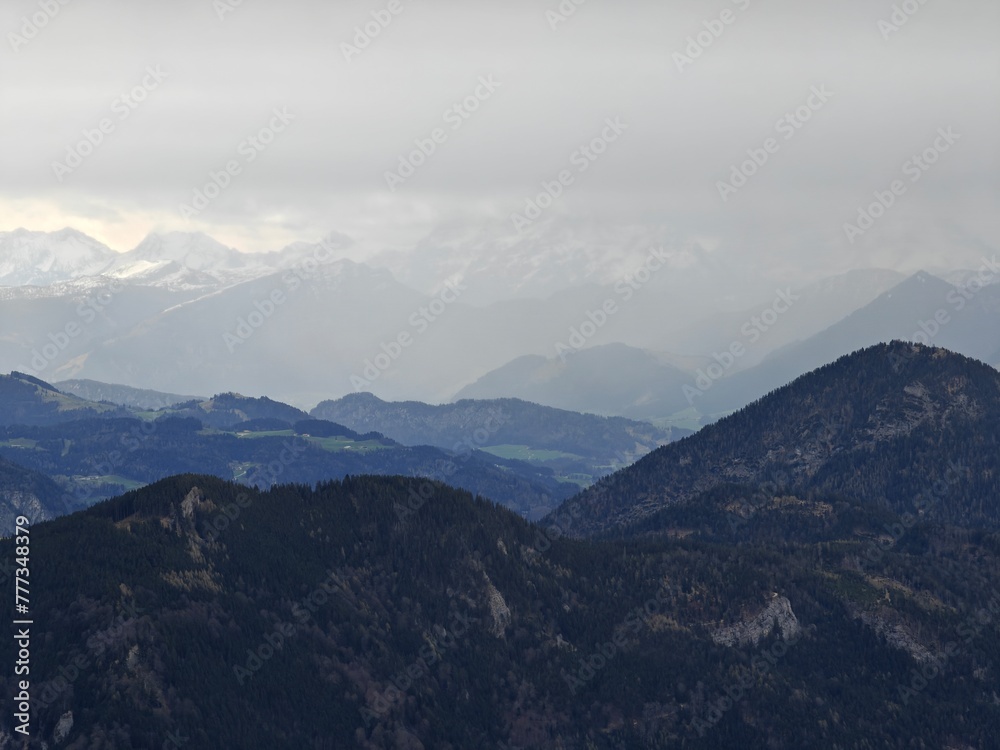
[1,0,997,278]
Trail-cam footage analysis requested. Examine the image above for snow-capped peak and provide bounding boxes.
[115,231,248,272]
[0,228,116,287]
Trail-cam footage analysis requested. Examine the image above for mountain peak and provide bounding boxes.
[563,342,1000,535]
[125,231,245,270]
[0,228,116,286]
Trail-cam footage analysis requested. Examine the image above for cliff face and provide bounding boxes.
[0,458,64,535]
[0,489,50,532]
[711,594,802,647]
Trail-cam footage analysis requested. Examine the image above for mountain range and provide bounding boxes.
[0,372,593,531]
[694,271,1000,416]
[1,228,998,423]
[312,391,691,483]
[0,371,702,533]
[3,343,1000,747]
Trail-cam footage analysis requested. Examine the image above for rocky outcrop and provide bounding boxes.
[53,711,74,744]
[712,594,802,647]
[0,489,50,534]
[482,572,511,638]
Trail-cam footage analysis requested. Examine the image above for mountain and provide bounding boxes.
[4,229,993,414]
[0,372,128,427]
[0,373,577,518]
[369,218,775,306]
[0,409,576,519]
[312,393,691,485]
[160,392,312,429]
[104,232,281,293]
[4,473,1000,747]
[0,228,116,287]
[0,277,198,386]
[0,455,66,533]
[43,259,433,403]
[696,271,1000,416]
[455,343,695,419]
[562,342,1000,537]
[0,229,357,301]
[673,268,906,368]
[55,380,205,410]
[0,226,761,408]
[114,232,248,270]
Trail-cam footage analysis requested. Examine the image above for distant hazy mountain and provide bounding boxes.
[4,229,996,413]
[59,260,430,403]
[56,379,204,410]
[697,271,1000,415]
[455,343,694,419]
[370,218,776,306]
[564,342,1000,536]
[673,268,905,367]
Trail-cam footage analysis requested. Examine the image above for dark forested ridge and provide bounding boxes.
[0,372,130,427]
[0,377,579,532]
[3,474,1000,748]
[0,415,574,532]
[561,342,1000,536]
[312,392,690,483]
